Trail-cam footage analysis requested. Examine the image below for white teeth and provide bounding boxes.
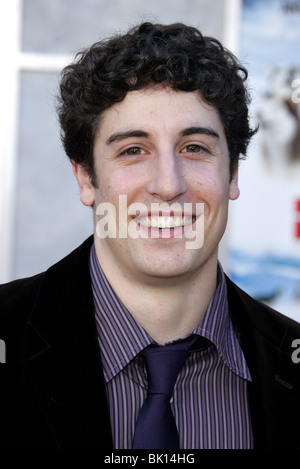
[138,215,194,229]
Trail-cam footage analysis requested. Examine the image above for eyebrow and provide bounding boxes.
[106,130,149,145]
[106,126,219,145]
[181,126,220,139]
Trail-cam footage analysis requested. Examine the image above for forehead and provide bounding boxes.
[97,87,225,139]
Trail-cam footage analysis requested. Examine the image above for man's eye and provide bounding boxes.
[183,144,206,153]
[120,147,145,156]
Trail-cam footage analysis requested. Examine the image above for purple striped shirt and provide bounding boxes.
[89,244,253,449]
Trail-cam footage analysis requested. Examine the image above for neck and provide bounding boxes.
[94,242,218,345]
[121,270,217,344]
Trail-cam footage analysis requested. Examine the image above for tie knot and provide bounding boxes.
[143,335,206,396]
[144,347,188,395]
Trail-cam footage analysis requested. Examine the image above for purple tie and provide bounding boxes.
[132,335,208,449]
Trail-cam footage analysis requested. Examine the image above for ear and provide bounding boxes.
[72,161,95,206]
[229,169,240,201]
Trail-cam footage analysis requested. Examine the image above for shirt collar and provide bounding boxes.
[89,244,152,382]
[89,244,251,383]
[194,265,252,381]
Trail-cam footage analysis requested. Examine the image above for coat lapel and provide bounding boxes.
[24,236,113,448]
[226,276,300,448]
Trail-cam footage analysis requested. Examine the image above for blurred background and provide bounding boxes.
[0,0,299,322]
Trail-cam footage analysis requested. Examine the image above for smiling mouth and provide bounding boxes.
[136,215,196,229]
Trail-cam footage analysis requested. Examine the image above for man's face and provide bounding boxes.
[76,87,239,283]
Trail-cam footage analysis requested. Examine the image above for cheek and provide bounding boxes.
[96,167,145,205]
[193,175,230,222]
[192,170,229,199]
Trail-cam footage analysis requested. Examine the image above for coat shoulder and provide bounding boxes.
[225,274,300,346]
[0,273,45,335]
[0,236,94,337]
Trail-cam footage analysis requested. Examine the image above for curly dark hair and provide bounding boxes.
[58,22,257,184]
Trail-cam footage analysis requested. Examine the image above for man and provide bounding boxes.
[0,22,299,449]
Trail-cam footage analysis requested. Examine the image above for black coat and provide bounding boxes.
[0,236,300,448]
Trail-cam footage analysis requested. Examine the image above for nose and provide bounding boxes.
[146,149,187,201]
